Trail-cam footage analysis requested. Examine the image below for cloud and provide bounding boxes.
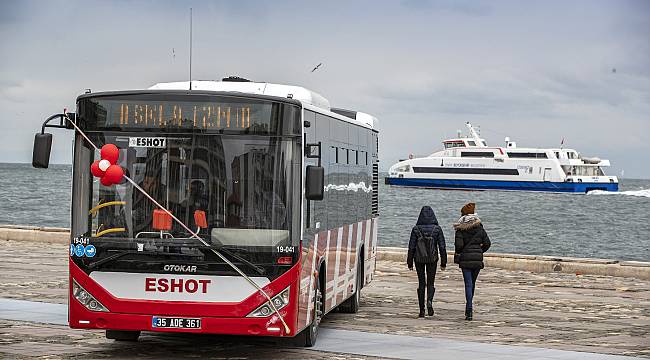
[400,0,492,16]
[0,0,648,178]
[0,1,27,25]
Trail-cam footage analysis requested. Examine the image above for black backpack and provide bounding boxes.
[414,227,435,263]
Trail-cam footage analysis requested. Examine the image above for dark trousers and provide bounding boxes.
[462,268,481,310]
[415,262,437,307]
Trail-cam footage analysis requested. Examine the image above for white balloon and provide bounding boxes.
[98,159,110,171]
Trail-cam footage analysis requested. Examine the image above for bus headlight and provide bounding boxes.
[247,286,290,318]
[72,280,108,312]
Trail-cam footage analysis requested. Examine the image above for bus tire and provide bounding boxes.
[106,330,140,341]
[302,272,323,347]
[339,255,362,314]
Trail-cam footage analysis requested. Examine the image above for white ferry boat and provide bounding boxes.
[385,123,618,193]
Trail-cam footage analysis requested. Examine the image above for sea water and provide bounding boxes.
[0,163,648,261]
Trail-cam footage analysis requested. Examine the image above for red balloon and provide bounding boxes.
[90,160,105,177]
[100,176,113,187]
[100,144,120,164]
[104,165,124,184]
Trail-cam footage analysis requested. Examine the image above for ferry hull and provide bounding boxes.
[384,177,618,193]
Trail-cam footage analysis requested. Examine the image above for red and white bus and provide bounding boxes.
[32,77,379,346]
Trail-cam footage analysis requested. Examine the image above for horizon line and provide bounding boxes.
[1,161,647,181]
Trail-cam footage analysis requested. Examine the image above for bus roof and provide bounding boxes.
[149,80,377,130]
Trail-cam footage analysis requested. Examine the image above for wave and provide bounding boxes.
[324,182,373,193]
[588,188,650,198]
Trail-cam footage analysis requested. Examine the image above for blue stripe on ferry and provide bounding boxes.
[384,178,618,193]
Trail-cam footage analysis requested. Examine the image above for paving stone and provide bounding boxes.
[0,341,92,356]
[0,241,648,359]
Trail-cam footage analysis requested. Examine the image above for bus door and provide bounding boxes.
[303,110,318,238]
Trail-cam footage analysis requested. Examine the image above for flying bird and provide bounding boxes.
[311,63,323,72]
[612,68,616,73]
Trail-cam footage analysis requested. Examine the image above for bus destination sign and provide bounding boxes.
[86,98,275,132]
[116,103,255,130]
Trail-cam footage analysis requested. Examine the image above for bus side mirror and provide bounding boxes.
[32,133,53,168]
[305,165,324,201]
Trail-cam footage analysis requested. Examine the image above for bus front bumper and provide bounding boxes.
[69,298,295,337]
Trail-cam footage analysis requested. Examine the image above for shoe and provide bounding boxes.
[465,308,473,321]
[419,310,425,318]
[427,301,434,316]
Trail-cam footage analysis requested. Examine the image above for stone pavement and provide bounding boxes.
[327,260,650,357]
[0,318,380,359]
[0,299,642,360]
[0,240,649,358]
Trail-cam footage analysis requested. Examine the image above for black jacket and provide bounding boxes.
[454,215,491,269]
[407,206,447,267]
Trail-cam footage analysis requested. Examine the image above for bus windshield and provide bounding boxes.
[71,132,300,277]
[69,93,302,279]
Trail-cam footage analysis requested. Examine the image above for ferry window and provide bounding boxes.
[507,152,548,159]
[555,152,560,159]
[461,152,494,158]
[444,142,464,149]
[346,149,350,164]
[467,141,476,146]
[365,151,368,165]
[413,167,519,175]
[355,150,359,165]
[334,147,339,163]
[481,141,487,146]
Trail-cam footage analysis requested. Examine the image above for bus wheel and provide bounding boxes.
[339,257,362,313]
[302,276,323,347]
[106,330,140,341]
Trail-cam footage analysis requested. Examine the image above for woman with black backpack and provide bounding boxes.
[407,206,447,318]
[453,202,491,321]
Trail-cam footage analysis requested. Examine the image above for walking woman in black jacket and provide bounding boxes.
[454,202,491,321]
[407,206,447,318]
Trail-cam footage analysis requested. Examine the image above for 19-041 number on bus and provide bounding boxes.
[276,246,295,253]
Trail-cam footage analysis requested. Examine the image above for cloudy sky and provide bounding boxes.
[1,0,649,177]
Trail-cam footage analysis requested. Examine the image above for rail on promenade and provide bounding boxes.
[2,225,649,280]
[378,247,650,280]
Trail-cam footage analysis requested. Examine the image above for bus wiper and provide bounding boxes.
[197,245,265,275]
[87,249,197,270]
[87,246,264,275]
